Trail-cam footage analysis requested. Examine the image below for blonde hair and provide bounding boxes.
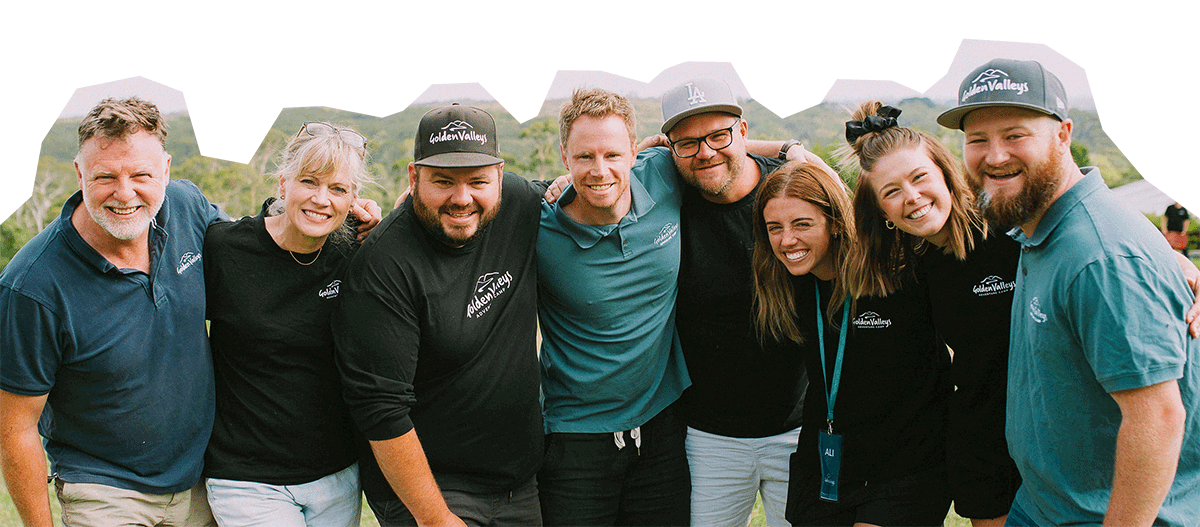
[752,161,855,343]
[559,88,637,149]
[836,101,984,297]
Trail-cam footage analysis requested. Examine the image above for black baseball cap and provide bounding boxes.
[413,103,503,167]
[937,58,1069,130]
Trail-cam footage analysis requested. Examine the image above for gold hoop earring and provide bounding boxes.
[885,220,895,230]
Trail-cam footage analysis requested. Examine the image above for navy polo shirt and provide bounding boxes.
[1,180,221,494]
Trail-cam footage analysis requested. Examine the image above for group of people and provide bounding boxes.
[1,57,1198,527]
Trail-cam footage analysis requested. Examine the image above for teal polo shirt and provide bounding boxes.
[537,147,690,433]
[1006,167,1200,525]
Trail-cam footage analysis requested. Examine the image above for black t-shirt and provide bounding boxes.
[676,154,809,438]
[792,277,951,493]
[1166,204,1190,232]
[203,212,358,484]
[333,172,544,498]
[919,230,1022,492]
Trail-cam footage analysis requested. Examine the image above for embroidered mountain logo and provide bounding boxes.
[319,280,341,299]
[429,120,488,145]
[654,222,680,246]
[973,275,1016,297]
[961,68,1030,102]
[176,252,201,274]
[1028,297,1048,323]
[467,271,513,318]
[853,311,892,329]
[686,83,706,106]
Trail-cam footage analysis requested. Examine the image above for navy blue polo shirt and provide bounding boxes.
[1,180,221,494]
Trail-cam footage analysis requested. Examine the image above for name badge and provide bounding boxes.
[819,430,842,502]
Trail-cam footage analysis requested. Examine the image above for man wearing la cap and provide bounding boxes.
[657,78,827,527]
[939,58,1200,526]
[333,103,545,526]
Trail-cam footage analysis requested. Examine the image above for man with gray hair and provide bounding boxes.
[0,97,223,527]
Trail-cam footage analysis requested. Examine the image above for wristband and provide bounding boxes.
[778,140,801,160]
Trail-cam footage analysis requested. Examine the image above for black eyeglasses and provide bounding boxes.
[668,120,740,158]
[298,122,367,150]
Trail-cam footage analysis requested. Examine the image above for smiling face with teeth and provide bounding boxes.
[864,145,954,247]
[278,167,356,245]
[962,106,1073,232]
[409,163,502,247]
[74,129,170,244]
[560,113,636,226]
[762,196,837,280]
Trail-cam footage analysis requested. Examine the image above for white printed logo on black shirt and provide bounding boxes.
[467,271,513,318]
[973,275,1016,297]
[853,311,892,329]
[319,280,341,299]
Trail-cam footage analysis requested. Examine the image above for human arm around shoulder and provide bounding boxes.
[1104,380,1185,527]
[1171,251,1200,338]
[745,139,836,174]
[370,431,466,527]
[0,391,53,527]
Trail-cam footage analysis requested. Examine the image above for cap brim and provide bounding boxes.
[937,101,1058,130]
[414,152,504,168]
[661,104,743,134]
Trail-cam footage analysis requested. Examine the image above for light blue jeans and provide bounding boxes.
[686,426,800,527]
[206,463,361,527]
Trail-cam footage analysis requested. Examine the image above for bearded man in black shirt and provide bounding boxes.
[333,104,545,527]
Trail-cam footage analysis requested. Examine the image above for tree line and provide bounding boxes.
[0,97,1136,271]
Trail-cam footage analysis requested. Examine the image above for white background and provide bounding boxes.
[3,0,1195,221]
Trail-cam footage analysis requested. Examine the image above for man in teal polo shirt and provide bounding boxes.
[938,58,1200,526]
[536,88,691,526]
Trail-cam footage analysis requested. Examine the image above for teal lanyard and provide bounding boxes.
[814,281,850,434]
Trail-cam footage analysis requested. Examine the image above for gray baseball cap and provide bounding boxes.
[660,78,743,134]
[937,58,1069,130]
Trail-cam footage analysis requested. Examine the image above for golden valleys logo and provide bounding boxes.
[962,68,1030,102]
[429,120,489,145]
[853,311,892,329]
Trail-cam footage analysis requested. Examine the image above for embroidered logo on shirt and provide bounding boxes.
[654,222,679,246]
[853,311,892,329]
[1028,297,1048,323]
[467,271,513,318]
[176,252,201,274]
[972,275,1016,297]
[319,280,341,299]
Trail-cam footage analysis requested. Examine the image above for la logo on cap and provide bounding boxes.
[686,83,707,106]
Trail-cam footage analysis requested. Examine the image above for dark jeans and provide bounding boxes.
[538,404,690,527]
[366,476,540,527]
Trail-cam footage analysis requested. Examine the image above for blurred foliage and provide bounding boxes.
[1,97,1147,271]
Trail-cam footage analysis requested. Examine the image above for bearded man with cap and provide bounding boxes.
[938,58,1200,526]
[333,104,545,527]
[657,78,827,527]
